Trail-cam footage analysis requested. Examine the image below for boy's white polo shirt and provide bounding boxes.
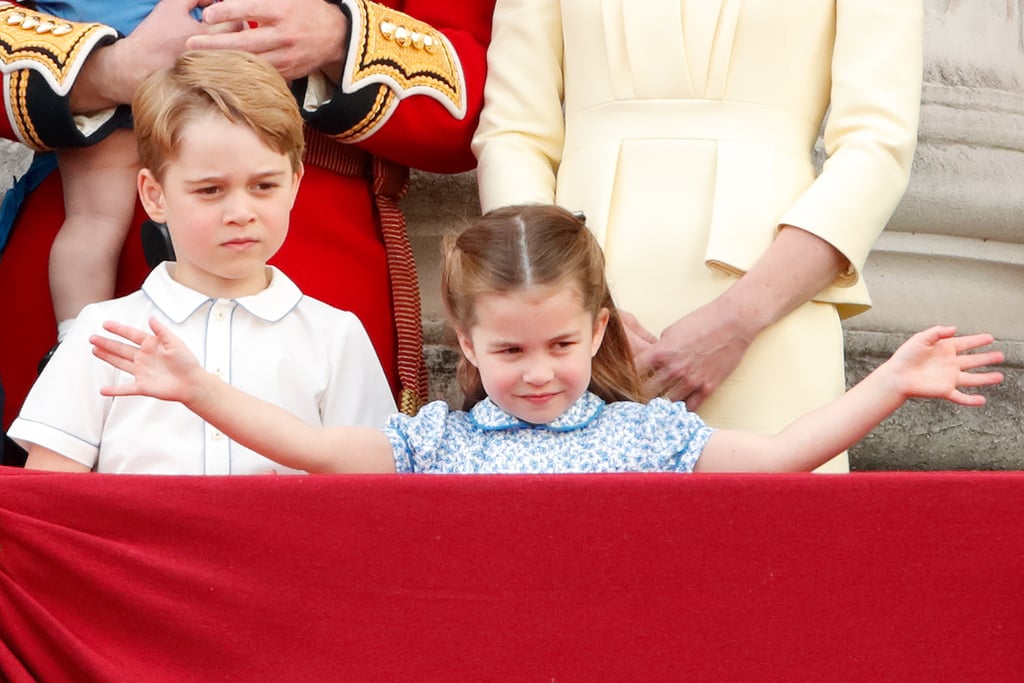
[10,263,396,474]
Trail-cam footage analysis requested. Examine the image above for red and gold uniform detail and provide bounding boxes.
[338,0,466,141]
[0,2,116,149]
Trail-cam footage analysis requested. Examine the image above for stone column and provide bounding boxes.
[846,0,1024,468]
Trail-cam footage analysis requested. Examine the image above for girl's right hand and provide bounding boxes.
[90,317,206,406]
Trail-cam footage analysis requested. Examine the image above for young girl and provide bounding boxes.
[89,205,1004,474]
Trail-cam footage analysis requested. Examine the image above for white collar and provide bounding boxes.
[468,392,606,432]
[141,262,303,324]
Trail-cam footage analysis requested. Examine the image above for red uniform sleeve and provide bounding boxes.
[0,2,127,150]
[299,0,494,173]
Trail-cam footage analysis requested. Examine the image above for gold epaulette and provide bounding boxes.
[338,0,466,140]
[0,3,116,95]
[0,2,117,149]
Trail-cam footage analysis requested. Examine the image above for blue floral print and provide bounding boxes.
[385,392,714,474]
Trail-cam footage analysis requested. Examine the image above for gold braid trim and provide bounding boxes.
[370,155,429,415]
[0,4,117,150]
[341,0,465,139]
[0,5,115,93]
[330,82,394,144]
[7,67,39,148]
[303,127,428,413]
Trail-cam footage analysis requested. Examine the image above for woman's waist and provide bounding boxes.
[563,100,818,159]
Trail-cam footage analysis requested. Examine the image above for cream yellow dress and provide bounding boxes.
[473,0,922,471]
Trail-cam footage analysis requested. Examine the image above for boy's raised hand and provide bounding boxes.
[90,317,205,405]
[886,326,1004,405]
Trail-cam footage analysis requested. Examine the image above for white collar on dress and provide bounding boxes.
[141,262,303,324]
[469,392,605,432]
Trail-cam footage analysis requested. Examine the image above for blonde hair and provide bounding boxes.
[442,204,643,409]
[132,50,304,180]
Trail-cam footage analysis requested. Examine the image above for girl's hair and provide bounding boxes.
[132,50,305,180]
[442,204,643,409]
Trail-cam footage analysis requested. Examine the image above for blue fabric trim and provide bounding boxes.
[468,393,606,432]
[0,153,58,256]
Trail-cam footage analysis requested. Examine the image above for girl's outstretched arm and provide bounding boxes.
[695,326,1004,472]
[90,318,397,474]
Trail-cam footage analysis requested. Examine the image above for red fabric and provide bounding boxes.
[2,470,1022,681]
[354,0,493,173]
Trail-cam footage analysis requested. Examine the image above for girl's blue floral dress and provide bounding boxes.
[385,392,714,474]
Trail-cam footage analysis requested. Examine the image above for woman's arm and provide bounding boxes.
[472,0,565,208]
[636,226,848,405]
[637,0,924,405]
[694,327,1003,472]
[91,318,397,474]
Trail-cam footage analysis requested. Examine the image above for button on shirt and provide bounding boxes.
[385,392,714,474]
[11,263,396,474]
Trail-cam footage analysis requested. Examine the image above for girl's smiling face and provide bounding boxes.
[457,284,609,424]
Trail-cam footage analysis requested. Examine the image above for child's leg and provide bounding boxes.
[49,130,140,339]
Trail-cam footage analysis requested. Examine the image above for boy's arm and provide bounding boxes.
[25,445,91,472]
[695,327,1004,472]
[91,318,397,474]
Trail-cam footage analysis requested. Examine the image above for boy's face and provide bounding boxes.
[137,112,302,299]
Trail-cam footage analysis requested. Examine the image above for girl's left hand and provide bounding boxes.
[886,326,1004,405]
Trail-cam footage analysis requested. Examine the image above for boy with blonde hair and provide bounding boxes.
[10,50,396,473]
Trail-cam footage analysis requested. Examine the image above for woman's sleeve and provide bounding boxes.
[778,0,923,292]
[296,0,494,174]
[0,3,125,150]
[470,0,564,211]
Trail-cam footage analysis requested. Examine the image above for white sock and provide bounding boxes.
[56,318,76,342]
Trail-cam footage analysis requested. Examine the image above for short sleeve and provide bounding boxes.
[384,400,452,473]
[319,308,397,429]
[641,398,714,473]
[7,303,116,466]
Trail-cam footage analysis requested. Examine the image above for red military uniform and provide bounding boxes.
[0,0,494,429]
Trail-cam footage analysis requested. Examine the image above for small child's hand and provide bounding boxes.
[90,317,205,405]
[887,326,1004,405]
